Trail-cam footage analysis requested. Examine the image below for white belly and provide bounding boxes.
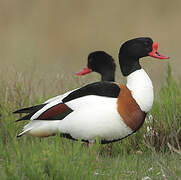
[58,96,133,141]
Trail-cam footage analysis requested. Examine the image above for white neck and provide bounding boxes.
[126,69,154,112]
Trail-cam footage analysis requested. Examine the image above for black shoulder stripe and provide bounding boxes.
[62,81,120,103]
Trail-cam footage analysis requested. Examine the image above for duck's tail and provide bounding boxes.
[17,120,60,138]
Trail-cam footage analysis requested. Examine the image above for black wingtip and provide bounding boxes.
[13,110,21,114]
[17,134,22,138]
[15,113,34,122]
[15,119,29,122]
[13,104,47,114]
[13,107,31,114]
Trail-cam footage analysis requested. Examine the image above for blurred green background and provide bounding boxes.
[0,0,180,90]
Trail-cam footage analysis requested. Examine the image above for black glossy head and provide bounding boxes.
[77,51,116,81]
[118,37,169,76]
[88,51,115,74]
[119,37,153,59]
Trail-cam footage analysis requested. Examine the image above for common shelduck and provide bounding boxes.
[76,51,116,82]
[37,51,116,105]
[14,37,169,144]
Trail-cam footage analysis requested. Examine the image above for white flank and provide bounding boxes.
[58,95,133,141]
[19,95,133,140]
[126,69,154,112]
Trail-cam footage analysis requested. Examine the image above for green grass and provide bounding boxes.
[0,64,181,179]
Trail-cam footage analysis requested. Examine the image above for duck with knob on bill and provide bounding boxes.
[14,37,169,144]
